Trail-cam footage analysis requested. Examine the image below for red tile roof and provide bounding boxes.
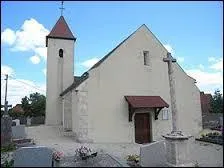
[200,92,212,113]
[125,96,169,108]
[12,104,24,113]
[46,16,75,46]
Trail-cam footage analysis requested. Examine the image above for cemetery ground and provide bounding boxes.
[1,125,223,167]
[27,125,223,167]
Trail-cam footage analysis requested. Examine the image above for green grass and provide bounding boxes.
[1,143,16,153]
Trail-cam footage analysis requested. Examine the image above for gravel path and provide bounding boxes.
[26,125,223,167]
[25,125,142,160]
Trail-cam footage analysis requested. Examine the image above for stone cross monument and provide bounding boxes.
[1,74,13,146]
[163,52,193,167]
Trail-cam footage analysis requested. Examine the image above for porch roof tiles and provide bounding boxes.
[124,96,169,108]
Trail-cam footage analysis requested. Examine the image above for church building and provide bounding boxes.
[45,16,202,144]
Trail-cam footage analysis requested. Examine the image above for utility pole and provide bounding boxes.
[3,74,12,116]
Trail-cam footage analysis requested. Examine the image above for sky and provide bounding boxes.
[1,1,223,106]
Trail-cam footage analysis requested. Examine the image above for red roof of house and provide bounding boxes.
[200,92,212,113]
[12,104,24,113]
[125,96,169,108]
[46,16,75,46]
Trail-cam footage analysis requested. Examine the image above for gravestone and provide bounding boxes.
[12,125,26,139]
[60,153,124,167]
[1,115,12,146]
[219,117,223,127]
[27,117,31,126]
[140,140,167,167]
[12,119,20,126]
[14,146,53,167]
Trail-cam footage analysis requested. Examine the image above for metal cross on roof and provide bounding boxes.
[59,1,65,16]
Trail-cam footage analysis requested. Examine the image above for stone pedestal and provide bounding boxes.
[163,131,194,167]
[1,115,12,146]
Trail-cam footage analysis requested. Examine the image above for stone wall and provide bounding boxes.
[202,113,223,129]
[31,116,45,125]
[12,116,45,126]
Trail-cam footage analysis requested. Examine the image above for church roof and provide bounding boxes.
[46,16,76,47]
[60,73,89,96]
[125,96,169,108]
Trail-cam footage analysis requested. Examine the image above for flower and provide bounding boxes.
[53,151,64,161]
[75,146,92,158]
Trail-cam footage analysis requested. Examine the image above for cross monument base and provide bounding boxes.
[163,131,194,167]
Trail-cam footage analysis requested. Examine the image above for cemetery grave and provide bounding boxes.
[196,130,223,145]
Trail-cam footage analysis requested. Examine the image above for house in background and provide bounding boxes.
[200,92,212,114]
[11,104,24,114]
[45,16,203,144]
[200,92,223,129]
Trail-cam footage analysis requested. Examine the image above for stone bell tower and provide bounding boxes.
[45,16,76,125]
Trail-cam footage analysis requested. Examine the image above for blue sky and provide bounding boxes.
[1,1,223,106]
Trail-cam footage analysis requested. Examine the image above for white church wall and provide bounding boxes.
[71,90,79,136]
[62,91,72,130]
[46,38,74,126]
[72,79,93,142]
[173,64,202,136]
[85,25,173,143]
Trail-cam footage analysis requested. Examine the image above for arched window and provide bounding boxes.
[59,49,63,58]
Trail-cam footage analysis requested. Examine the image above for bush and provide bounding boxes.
[75,146,92,160]
[1,143,16,153]
[126,154,140,163]
[2,159,14,167]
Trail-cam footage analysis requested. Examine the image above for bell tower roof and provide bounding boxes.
[46,16,76,46]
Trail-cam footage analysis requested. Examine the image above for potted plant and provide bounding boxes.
[75,146,92,160]
[126,154,140,166]
[52,151,64,167]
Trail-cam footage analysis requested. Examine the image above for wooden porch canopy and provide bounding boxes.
[124,96,169,121]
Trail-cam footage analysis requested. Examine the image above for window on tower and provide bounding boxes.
[59,49,63,58]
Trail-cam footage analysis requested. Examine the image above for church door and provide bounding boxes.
[134,113,150,144]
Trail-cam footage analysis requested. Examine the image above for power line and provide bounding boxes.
[7,75,46,93]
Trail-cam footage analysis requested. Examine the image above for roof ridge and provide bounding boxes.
[89,24,144,71]
[60,24,147,96]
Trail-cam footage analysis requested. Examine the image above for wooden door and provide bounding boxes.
[135,113,150,144]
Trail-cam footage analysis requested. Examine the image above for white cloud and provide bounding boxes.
[186,69,223,94]
[12,18,49,51]
[34,47,47,61]
[42,69,46,76]
[1,65,46,106]
[1,28,16,45]
[2,18,49,67]
[209,58,223,71]
[30,55,41,64]
[177,57,184,63]
[81,57,100,68]
[1,65,15,77]
[208,57,216,62]
[164,44,174,55]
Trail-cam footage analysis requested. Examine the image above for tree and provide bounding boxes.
[21,96,31,117]
[8,108,24,119]
[211,89,223,113]
[21,92,46,117]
